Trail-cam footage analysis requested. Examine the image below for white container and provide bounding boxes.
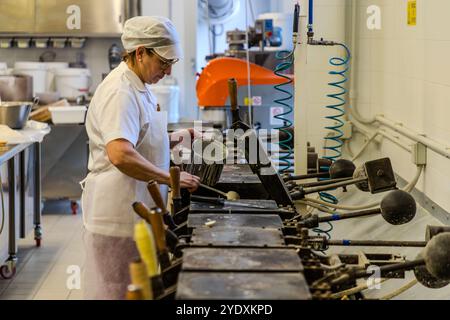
[151,85,180,123]
[54,68,91,100]
[13,61,48,96]
[0,62,12,76]
[45,62,69,91]
[258,12,294,51]
[48,106,87,124]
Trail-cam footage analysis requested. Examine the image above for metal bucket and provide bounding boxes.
[0,101,33,129]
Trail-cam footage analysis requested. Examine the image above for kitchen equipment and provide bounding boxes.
[198,183,240,200]
[108,44,122,70]
[13,62,47,96]
[0,101,33,129]
[48,106,87,124]
[54,68,91,100]
[190,195,268,209]
[0,75,33,101]
[151,84,180,123]
[45,62,69,91]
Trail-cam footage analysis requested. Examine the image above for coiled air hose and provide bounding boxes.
[272,2,299,173]
[318,43,351,205]
[273,51,294,173]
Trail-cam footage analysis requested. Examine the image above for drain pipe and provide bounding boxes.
[375,115,450,159]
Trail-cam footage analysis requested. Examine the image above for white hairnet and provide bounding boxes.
[121,16,182,60]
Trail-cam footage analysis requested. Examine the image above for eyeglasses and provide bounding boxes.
[147,48,179,71]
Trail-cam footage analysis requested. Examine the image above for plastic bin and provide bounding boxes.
[48,106,87,124]
[54,68,91,100]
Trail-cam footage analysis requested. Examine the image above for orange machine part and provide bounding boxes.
[196,57,293,107]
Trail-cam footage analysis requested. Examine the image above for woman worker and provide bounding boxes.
[81,16,201,299]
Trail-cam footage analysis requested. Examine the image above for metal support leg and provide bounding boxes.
[0,157,18,279]
[19,150,25,238]
[33,143,42,247]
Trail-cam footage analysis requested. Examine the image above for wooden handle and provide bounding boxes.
[132,202,151,223]
[147,181,167,213]
[129,260,152,300]
[170,166,181,199]
[228,78,238,111]
[148,208,167,253]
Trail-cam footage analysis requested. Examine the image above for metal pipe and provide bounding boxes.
[297,177,352,188]
[303,177,366,194]
[325,239,427,247]
[376,114,450,159]
[318,208,381,223]
[284,171,330,181]
[330,259,425,286]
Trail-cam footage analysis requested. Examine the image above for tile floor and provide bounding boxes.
[0,201,85,300]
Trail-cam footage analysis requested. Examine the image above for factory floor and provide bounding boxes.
[0,201,85,300]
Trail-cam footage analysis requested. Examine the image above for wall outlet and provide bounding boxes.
[412,142,427,165]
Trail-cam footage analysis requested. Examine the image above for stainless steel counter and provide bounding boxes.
[0,143,32,165]
[0,142,42,279]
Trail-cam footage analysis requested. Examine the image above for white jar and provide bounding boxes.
[54,68,91,100]
[45,62,69,92]
[13,61,48,96]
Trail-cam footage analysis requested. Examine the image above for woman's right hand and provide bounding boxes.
[179,172,201,193]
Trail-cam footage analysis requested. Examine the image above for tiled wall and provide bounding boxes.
[349,0,450,214]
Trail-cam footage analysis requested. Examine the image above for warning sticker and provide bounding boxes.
[408,0,417,26]
[270,107,284,126]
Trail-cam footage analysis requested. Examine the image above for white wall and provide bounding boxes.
[347,0,450,215]
[294,0,349,156]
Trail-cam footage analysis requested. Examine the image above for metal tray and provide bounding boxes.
[181,248,303,272]
[176,272,311,300]
[190,227,285,247]
[188,214,283,229]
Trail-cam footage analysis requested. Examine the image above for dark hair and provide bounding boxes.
[122,48,154,66]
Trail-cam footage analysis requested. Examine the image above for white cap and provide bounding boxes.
[121,16,182,60]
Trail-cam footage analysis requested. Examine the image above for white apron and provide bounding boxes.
[81,108,169,238]
[81,100,169,299]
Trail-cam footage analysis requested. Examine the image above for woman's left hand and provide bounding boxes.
[170,128,202,149]
[187,128,203,140]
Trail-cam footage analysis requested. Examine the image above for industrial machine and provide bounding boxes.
[197,16,295,132]
[125,72,450,300]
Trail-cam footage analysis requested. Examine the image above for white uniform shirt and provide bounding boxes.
[86,62,156,174]
[82,61,169,237]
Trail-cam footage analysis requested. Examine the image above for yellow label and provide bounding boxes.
[408,0,417,26]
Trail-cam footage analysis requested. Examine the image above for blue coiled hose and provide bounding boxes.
[273,50,294,173]
[317,43,351,206]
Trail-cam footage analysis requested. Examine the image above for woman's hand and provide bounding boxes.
[179,171,201,193]
[169,128,203,149]
[187,128,203,140]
